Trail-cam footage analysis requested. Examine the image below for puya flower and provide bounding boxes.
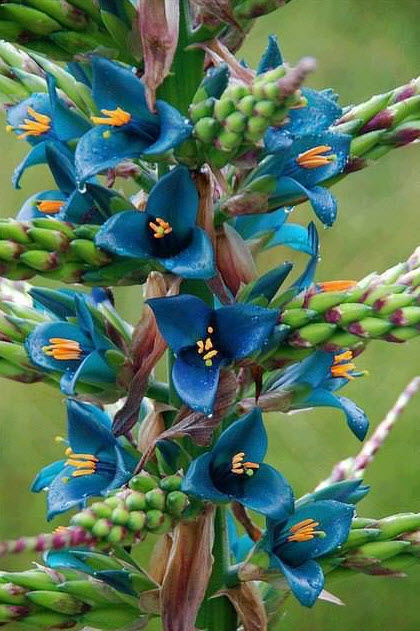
[147,294,278,414]
[95,166,215,279]
[262,498,354,607]
[31,399,136,519]
[16,142,132,224]
[182,408,294,520]
[247,129,351,226]
[257,349,369,440]
[6,75,91,189]
[25,293,118,396]
[75,57,192,183]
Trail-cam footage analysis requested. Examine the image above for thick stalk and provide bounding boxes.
[202,507,238,631]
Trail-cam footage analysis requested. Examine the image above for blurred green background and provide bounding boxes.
[0,0,419,629]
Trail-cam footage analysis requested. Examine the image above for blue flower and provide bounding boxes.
[95,166,215,279]
[75,57,192,183]
[264,499,354,606]
[25,293,117,395]
[16,143,131,224]
[147,295,278,414]
[297,479,370,508]
[252,130,351,226]
[263,350,369,440]
[31,399,136,519]
[6,75,90,189]
[182,408,294,520]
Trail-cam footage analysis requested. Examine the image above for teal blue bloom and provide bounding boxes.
[75,57,192,183]
[95,167,215,279]
[263,350,369,440]
[257,35,283,75]
[17,143,130,224]
[32,400,136,519]
[182,408,294,520]
[6,75,90,189]
[147,295,278,414]
[253,131,351,226]
[264,499,354,606]
[297,479,369,508]
[25,294,117,395]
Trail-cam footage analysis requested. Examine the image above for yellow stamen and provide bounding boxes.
[296,145,334,169]
[66,459,96,469]
[15,106,51,139]
[231,452,260,476]
[72,469,96,477]
[197,326,219,367]
[331,350,356,380]
[91,107,131,127]
[36,200,65,215]
[149,217,173,239]
[318,280,357,292]
[42,338,82,361]
[287,518,325,543]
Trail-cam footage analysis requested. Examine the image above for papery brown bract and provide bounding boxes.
[216,223,257,295]
[161,504,215,631]
[138,0,180,111]
[217,583,267,631]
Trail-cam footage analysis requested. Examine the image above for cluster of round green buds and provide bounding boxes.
[70,473,201,545]
[191,63,308,167]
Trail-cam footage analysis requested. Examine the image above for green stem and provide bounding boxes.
[157,0,205,115]
[203,507,238,631]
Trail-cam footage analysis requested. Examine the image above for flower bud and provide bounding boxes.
[125,491,147,512]
[145,488,166,512]
[91,519,111,539]
[160,475,183,492]
[166,491,189,518]
[70,510,96,530]
[111,508,130,526]
[194,117,219,143]
[127,511,147,532]
[26,591,87,615]
[129,473,159,493]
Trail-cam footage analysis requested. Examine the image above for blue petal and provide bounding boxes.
[285,133,351,187]
[91,57,154,122]
[31,460,66,492]
[182,451,229,503]
[12,142,48,189]
[273,557,324,607]
[274,177,338,226]
[235,208,287,240]
[246,262,293,303]
[7,93,52,143]
[158,227,215,279]
[147,295,212,353]
[298,480,369,507]
[268,222,314,254]
[17,190,67,221]
[242,463,294,520]
[44,550,92,573]
[47,75,91,141]
[278,500,354,566]
[289,223,319,290]
[143,99,192,156]
[172,353,221,414]
[25,321,92,373]
[75,125,151,183]
[47,465,113,519]
[257,35,283,74]
[45,142,76,194]
[146,166,198,239]
[232,534,254,563]
[64,350,116,395]
[212,408,268,466]
[95,211,153,259]
[272,350,333,391]
[304,389,369,440]
[30,287,77,318]
[67,399,115,459]
[281,87,342,136]
[63,190,108,225]
[215,303,278,359]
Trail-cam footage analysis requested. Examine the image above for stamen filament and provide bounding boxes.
[37,200,65,214]
[287,518,325,543]
[91,107,132,127]
[296,145,335,169]
[43,338,82,361]
[14,106,51,139]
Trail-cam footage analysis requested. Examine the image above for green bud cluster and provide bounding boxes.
[70,473,201,545]
[0,0,139,65]
[191,63,308,167]
[265,254,420,359]
[324,512,420,577]
[0,555,153,629]
[0,218,156,286]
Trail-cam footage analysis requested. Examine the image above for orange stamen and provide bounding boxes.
[331,350,356,380]
[318,280,357,292]
[15,106,51,139]
[296,145,334,169]
[231,452,260,476]
[42,338,82,361]
[149,217,173,239]
[197,326,219,366]
[287,519,324,542]
[36,200,65,214]
[91,107,131,127]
